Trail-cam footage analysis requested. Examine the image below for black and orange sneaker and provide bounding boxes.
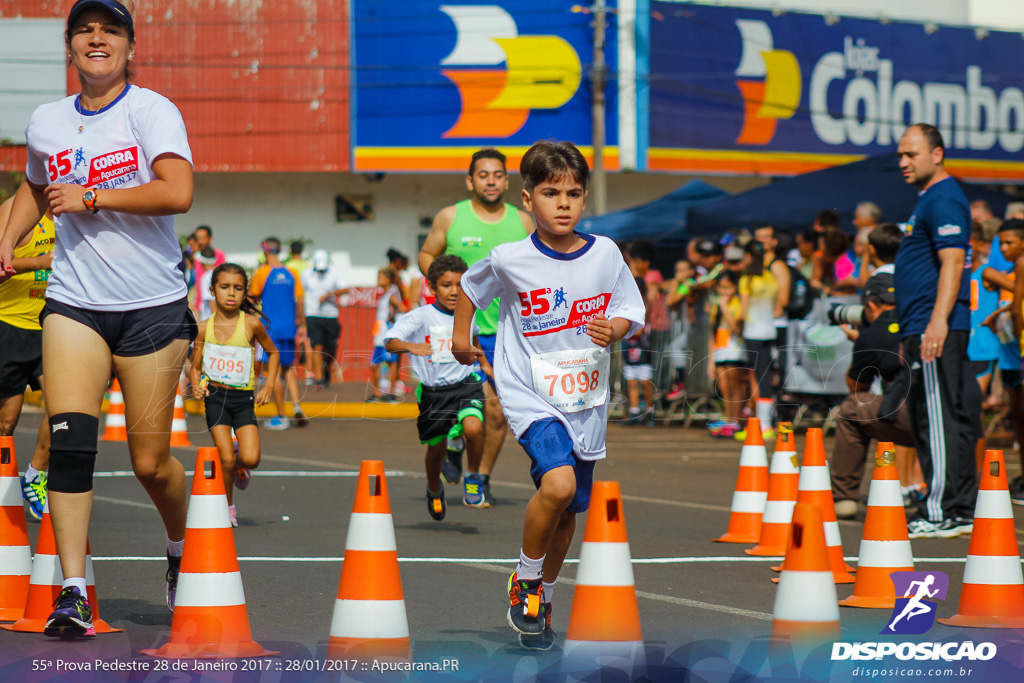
[44,586,95,638]
[519,601,555,650]
[427,487,446,521]
[507,572,545,635]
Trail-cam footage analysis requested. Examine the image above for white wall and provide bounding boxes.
[186,172,766,285]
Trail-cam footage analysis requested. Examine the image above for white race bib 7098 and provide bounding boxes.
[428,325,457,364]
[530,348,609,413]
[203,344,252,388]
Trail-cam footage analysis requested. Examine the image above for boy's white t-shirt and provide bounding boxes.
[460,233,645,460]
[383,303,480,387]
[25,85,193,311]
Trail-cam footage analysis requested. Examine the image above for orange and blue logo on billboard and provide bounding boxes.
[352,0,611,162]
[439,5,581,138]
[733,19,801,145]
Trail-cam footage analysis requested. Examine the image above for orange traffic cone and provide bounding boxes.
[839,443,914,609]
[772,428,854,583]
[715,417,768,544]
[168,387,194,448]
[562,481,645,678]
[771,502,841,645]
[102,379,127,441]
[0,438,31,620]
[142,447,275,658]
[327,460,410,661]
[2,500,120,633]
[747,424,799,556]
[938,449,1024,628]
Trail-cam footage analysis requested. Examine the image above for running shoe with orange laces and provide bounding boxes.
[507,572,545,635]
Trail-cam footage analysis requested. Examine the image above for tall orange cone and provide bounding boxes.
[0,438,31,620]
[2,500,120,633]
[562,481,645,679]
[715,417,769,544]
[771,502,841,646]
[839,443,914,609]
[938,449,1024,628]
[168,387,194,448]
[772,428,854,583]
[327,460,410,661]
[142,447,275,658]
[101,379,127,442]
[747,424,799,556]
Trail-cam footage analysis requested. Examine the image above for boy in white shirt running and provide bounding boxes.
[384,255,490,517]
[453,141,645,650]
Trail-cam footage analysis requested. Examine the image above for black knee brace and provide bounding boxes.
[48,413,99,493]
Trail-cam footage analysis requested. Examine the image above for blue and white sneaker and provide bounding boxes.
[44,586,95,638]
[464,473,486,507]
[21,471,47,521]
[265,416,290,430]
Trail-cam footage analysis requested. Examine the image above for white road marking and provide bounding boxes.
[88,555,983,564]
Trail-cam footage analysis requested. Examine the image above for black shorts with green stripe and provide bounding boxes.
[416,373,485,445]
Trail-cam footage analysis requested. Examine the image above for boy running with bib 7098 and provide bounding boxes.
[384,255,490,519]
[452,141,645,650]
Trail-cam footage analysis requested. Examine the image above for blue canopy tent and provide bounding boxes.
[578,179,727,247]
[685,153,1010,236]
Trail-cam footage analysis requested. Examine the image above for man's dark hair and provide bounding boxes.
[195,225,212,238]
[427,254,468,287]
[629,239,654,263]
[815,209,840,229]
[909,123,945,153]
[469,148,507,176]
[868,222,904,263]
[1000,218,1024,239]
[798,229,818,245]
[262,237,281,254]
[520,141,590,193]
[290,241,304,256]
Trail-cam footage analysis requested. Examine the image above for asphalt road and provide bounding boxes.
[2,404,1023,683]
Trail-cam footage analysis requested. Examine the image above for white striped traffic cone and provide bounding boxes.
[747,424,799,556]
[715,418,769,544]
[168,387,193,448]
[0,438,31,620]
[101,379,127,441]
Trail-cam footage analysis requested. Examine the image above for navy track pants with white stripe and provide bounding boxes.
[903,331,978,522]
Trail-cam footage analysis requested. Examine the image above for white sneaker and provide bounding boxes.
[266,416,290,430]
[834,500,858,519]
[228,504,238,527]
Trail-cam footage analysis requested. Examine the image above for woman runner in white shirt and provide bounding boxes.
[0,0,194,637]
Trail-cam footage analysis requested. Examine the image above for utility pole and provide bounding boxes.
[591,0,607,216]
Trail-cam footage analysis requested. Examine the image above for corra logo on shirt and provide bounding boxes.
[88,146,139,186]
[461,236,483,248]
[52,421,69,433]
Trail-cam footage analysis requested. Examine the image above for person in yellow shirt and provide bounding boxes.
[0,197,54,520]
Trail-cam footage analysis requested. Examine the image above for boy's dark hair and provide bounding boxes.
[378,267,398,285]
[427,254,468,287]
[999,218,1024,238]
[290,241,304,256]
[209,263,266,321]
[195,225,212,237]
[815,209,840,229]
[520,140,590,193]
[629,239,654,263]
[717,270,740,288]
[868,223,904,263]
[469,148,507,176]
[262,237,281,254]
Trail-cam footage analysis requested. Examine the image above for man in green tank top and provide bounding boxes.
[418,149,534,507]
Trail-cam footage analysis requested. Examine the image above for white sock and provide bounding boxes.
[756,399,774,427]
[629,407,640,416]
[293,402,302,414]
[25,465,41,482]
[63,577,87,595]
[517,550,544,581]
[166,536,184,557]
[542,580,556,604]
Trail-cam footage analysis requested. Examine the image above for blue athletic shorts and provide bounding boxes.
[371,345,396,365]
[478,334,497,387]
[275,339,297,367]
[518,417,595,514]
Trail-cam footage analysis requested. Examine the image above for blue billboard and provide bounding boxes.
[648,3,1024,181]
[351,0,617,172]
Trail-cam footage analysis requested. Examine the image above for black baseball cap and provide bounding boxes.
[68,0,134,40]
[863,272,896,305]
[695,239,721,257]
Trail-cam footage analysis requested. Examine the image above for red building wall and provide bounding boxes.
[0,0,350,172]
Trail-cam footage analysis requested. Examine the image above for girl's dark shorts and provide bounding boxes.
[204,385,258,431]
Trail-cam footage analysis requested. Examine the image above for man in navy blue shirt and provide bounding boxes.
[893,123,978,539]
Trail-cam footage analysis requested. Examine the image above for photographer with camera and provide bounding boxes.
[829,270,914,519]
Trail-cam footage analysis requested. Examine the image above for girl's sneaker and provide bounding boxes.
[709,421,740,438]
[234,465,252,491]
[228,504,238,527]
